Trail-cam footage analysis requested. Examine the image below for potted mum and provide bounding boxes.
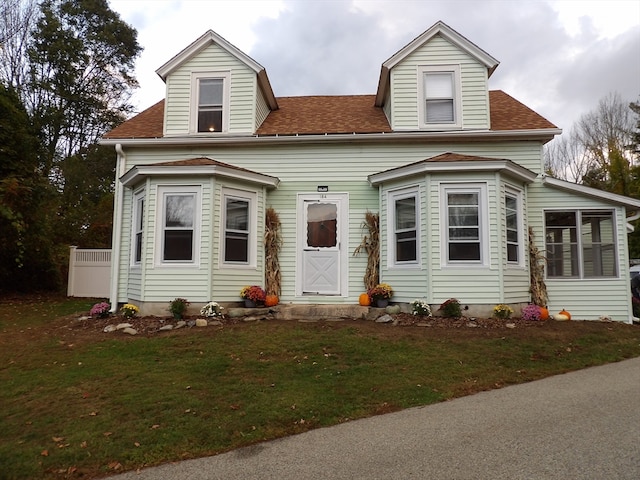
[367,283,393,308]
[169,298,190,319]
[240,285,266,307]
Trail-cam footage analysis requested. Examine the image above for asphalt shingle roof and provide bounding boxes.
[103,90,556,140]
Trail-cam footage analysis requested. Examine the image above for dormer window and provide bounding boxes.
[190,71,229,133]
[418,65,462,129]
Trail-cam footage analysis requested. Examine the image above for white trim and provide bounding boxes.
[418,65,462,129]
[369,159,537,186]
[295,193,349,297]
[120,164,279,189]
[504,187,524,267]
[190,71,230,134]
[439,182,489,267]
[541,175,640,211]
[387,186,421,268]
[155,185,202,267]
[220,187,258,269]
[130,188,145,267]
[101,128,563,147]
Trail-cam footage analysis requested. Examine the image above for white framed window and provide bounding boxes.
[190,71,230,133]
[131,189,145,266]
[388,187,420,266]
[544,210,617,278]
[418,65,462,129]
[441,183,488,265]
[505,189,523,265]
[221,188,257,267]
[156,186,201,266]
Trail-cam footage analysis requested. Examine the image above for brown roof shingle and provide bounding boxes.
[103,90,556,140]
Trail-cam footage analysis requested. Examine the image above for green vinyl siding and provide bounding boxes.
[164,42,257,135]
[389,34,490,130]
[527,180,632,321]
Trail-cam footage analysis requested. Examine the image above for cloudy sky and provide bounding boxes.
[108,0,639,138]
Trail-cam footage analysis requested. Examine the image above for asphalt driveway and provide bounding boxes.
[112,356,640,479]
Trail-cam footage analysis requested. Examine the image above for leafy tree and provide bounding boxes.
[0,84,59,291]
[26,0,142,178]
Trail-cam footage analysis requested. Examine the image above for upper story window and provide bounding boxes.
[222,188,257,267]
[419,65,462,129]
[156,186,201,266]
[190,72,229,134]
[442,183,487,265]
[545,210,617,278]
[388,187,419,266]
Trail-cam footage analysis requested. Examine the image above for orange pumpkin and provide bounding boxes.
[264,295,279,307]
[539,306,549,321]
[559,308,571,320]
[359,293,371,306]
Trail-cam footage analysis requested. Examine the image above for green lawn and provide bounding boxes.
[1,295,639,479]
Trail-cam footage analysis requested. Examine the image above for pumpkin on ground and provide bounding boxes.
[358,293,371,306]
[539,306,549,321]
[264,295,279,307]
[558,308,571,320]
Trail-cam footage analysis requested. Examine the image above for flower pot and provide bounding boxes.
[375,299,389,308]
[244,299,256,308]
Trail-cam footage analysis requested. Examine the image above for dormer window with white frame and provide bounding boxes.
[190,71,229,133]
[419,65,462,129]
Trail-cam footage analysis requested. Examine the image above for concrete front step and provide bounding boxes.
[226,303,396,321]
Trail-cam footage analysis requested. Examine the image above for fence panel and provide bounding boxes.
[67,246,112,298]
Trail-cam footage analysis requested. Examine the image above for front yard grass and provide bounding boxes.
[1,295,639,479]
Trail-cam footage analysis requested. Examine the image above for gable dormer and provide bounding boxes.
[156,30,277,137]
[375,21,499,132]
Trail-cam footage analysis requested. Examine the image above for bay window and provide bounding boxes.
[389,187,419,265]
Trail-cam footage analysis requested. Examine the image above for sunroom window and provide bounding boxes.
[545,210,617,278]
[157,186,200,265]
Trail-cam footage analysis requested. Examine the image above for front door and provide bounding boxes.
[298,194,347,295]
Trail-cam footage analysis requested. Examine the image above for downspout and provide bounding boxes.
[109,143,126,312]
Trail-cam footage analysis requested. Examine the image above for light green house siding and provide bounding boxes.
[163,42,258,136]
[114,141,549,308]
[389,34,490,131]
[527,181,632,321]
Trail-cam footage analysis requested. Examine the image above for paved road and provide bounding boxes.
[112,357,640,479]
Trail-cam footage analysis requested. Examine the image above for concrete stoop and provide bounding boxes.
[226,304,391,322]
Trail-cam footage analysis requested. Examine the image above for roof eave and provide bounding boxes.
[120,164,280,189]
[100,128,562,148]
[541,175,640,211]
[368,159,537,186]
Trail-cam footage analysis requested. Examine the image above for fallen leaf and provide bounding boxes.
[80,441,87,448]
[150,424,160,429]
[89,411,98,416]
[134,442,140,447]
[108,461,122,470]
[41,450,49,456]
[52,436,64,442]
[103,432,112,437]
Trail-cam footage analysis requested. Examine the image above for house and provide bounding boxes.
[101,21,640,322]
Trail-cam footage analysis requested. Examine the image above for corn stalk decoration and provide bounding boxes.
[264,207,282,296]
[353,211,379,291]
[528,226,548,307]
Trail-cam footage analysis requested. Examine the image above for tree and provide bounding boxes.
[26,0,142,178]
[0,84,59,291]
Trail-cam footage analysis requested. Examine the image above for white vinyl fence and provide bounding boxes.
[67,246,112,298]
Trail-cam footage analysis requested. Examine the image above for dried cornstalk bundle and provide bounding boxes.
[528,226,548,307]
[353,211,379,291]
[264,207,282,296]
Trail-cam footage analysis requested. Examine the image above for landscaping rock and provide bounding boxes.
[116,323,133,330]
[376,314,393,323]
[122,327,137,335]
[386,305,401,315]
[159,325,173,331]
[195,319,208,327]
[208,320,223,326]
[174,321,186,329]
[103,324,117,333]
